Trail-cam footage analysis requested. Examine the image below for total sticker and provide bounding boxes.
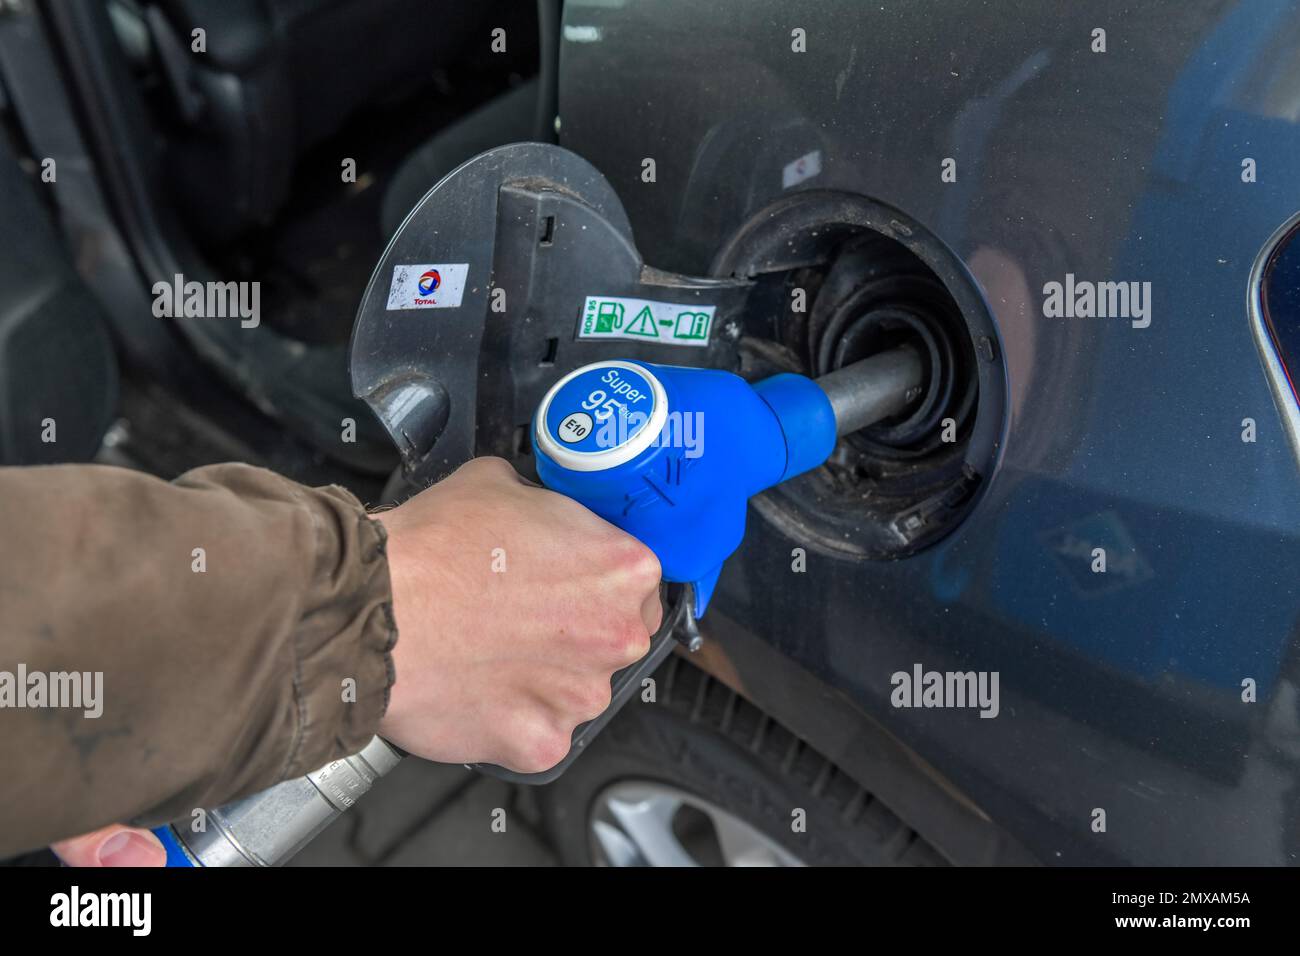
[577,296,714,347]
[385,263,470,310]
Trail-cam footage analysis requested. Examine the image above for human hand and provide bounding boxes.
[375,457,662,774]
[51,823,166,867]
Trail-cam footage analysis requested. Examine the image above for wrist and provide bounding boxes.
[371,511,417,736]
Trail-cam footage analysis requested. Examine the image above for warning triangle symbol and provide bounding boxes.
[626,306,659,337]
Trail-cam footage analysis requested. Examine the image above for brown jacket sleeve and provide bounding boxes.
[0,462,397,856]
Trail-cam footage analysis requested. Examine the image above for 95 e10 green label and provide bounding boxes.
[577,296,715,347]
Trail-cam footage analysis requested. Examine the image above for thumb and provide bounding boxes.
[51,823,167,867]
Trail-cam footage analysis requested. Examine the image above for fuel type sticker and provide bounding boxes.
[385,263,470,310]
[577,296,714,347]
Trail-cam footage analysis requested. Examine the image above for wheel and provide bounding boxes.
[538,656,948,866]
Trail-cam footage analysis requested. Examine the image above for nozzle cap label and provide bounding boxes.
[535,361,668,472]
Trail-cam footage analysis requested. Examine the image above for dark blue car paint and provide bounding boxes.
[558,0,1300,864]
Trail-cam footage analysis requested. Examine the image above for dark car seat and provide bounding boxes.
[380,77,540,238]
[146,0,502,242]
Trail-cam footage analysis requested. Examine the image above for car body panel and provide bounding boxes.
[559,0,1300,864]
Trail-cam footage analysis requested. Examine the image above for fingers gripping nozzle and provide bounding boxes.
[531,348,923,616]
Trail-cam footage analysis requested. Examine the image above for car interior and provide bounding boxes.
[2,0,553,493]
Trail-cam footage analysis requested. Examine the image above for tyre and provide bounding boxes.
[538,656,947,866]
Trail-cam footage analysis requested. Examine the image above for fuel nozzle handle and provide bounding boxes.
[532,346,923,617]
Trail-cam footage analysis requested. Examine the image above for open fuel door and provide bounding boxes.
[350,142,757,486]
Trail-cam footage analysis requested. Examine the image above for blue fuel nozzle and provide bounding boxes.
[532,351,919,616]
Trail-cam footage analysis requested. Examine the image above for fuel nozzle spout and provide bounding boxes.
[747,344,923,483]
[815,346,924,438]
